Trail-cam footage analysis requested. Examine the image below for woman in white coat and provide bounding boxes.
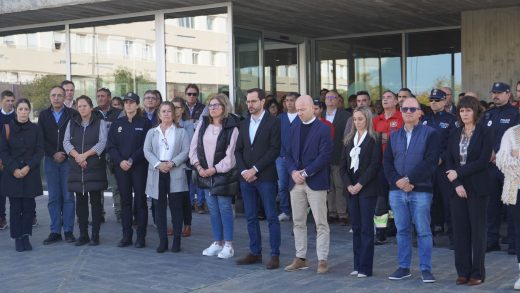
[144,101,189,253]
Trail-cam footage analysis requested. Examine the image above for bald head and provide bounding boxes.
[296,95,315,123]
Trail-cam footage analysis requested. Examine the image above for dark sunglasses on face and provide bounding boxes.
[401,107,420,113]
[429,99,442,102]
[186,93,198,96]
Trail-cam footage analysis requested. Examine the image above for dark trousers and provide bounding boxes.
[348,195,377,276]
[76,191,103,236]
[153,172,184,240]
[183,170,193,226]
[487,165,515,245]
[115,163,148,239]
[451,195,488,280]
[509,191,520,263]
[240,180,281,256]
[0,171,5,218]
[431,167,455,240]
[9,197,35,238]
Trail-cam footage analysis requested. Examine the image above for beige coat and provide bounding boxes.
[144,125,189,199]
[496,125,520,205]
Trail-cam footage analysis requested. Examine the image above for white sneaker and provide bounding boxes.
[278,212,290,221]
[514,276,520,290]
[350,270,358,276]
[357,273,367,278]
[202,242,223,256]
[217,243,234,259]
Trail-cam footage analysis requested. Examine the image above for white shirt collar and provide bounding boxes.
[250,109,266,123]
[1,108,14,115]
[302,117,316,125]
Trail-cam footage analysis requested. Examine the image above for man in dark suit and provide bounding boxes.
[323,90,351,224]
[235,88,281,269]
[284,95,332,274]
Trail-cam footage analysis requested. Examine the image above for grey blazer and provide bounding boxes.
[144,125,189,199]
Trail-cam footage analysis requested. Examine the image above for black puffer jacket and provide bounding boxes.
[67,114,107,193]
[196,114,240,196]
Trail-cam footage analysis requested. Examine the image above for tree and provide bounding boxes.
[19,74,65,116]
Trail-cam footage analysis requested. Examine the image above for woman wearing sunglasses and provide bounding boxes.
[143,101,190,253]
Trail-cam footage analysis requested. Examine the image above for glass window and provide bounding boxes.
[70,18,156,99]
[264,40,298,100]
[406,29,461,103]
[0,28,66,115]
[165,9,229,104]
[317,34,402,103]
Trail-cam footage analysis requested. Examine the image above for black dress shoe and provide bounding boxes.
[485,242,501,253]
[508,246,516,255]
[22,235,32,251]
[156,239,168,253]
[15,238,24,252]
[75,236,90,246]
[64,232,76,243]
[89,234,99,246]
[118,236,133,247]
[43,233,62,245]
[171,237,181,253]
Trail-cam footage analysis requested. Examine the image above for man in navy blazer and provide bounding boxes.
[284,95,332,274]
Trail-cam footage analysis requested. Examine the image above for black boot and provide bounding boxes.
[171,236,181,253]
[375,228,387,245]
[22,235,32,251]
[156,238,168,253]
[134,235,146,248]
[118,234,133,247]
[89,233,99,246]
[15,238,24,252]
[75,234,90,246]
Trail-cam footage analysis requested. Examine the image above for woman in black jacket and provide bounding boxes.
[340,106,382,277]
[0,98,44,252]
[445,95,494,286]
[63,95,108,246]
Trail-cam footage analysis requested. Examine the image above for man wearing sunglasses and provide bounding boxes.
[384,97,440,283]
[421,89,458,249]
[482,82,520,255]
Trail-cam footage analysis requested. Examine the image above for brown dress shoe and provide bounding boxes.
[266,256,279,269]
[317,260,329,274]
[236,253,262,265]
[182,226,191,237]
[456,277,468,285]
[467,278,483,286]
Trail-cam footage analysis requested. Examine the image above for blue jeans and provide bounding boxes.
[205,190,234,241]
[240,180,281,256]
[276,157,290,215]
[389,190,433,271]
[189,172,206,205]
[44,156,75,233]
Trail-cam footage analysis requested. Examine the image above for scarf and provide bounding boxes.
[496,126,520,205]
[349,131,367,172]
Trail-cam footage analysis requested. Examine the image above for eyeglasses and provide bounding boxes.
[325,95,337,100]
[401,107,420,113]
[161,137,169,150]
[208,103,222,109]
[186,93,198,96]
[429,99,442,103]
[144,95,157,100]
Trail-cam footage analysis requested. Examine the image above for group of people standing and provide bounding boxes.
[1,79,520,290]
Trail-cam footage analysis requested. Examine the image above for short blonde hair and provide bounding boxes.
[207,93,231,123]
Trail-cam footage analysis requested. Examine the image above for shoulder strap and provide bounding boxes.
[4,123,10,141]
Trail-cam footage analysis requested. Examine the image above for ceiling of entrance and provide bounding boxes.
[1,0,519,37]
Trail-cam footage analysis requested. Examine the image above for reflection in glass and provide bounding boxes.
[70,20,157,100]
[165,13,229,104]
[264,40,298,100]
[0,29,66,115]
[317,34,402,102]
[406,29,461,104]
[235,29,261,115]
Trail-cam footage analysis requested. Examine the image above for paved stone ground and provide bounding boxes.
[0,195,518,292]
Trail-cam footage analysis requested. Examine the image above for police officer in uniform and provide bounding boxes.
[482,82,520,253]
[421,89,458,248]
[107,92,151,248]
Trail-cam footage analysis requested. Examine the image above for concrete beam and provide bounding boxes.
[0,0,109,14]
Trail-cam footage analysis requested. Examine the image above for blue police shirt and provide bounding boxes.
[421,110,458,159]
[481,103,520,152]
